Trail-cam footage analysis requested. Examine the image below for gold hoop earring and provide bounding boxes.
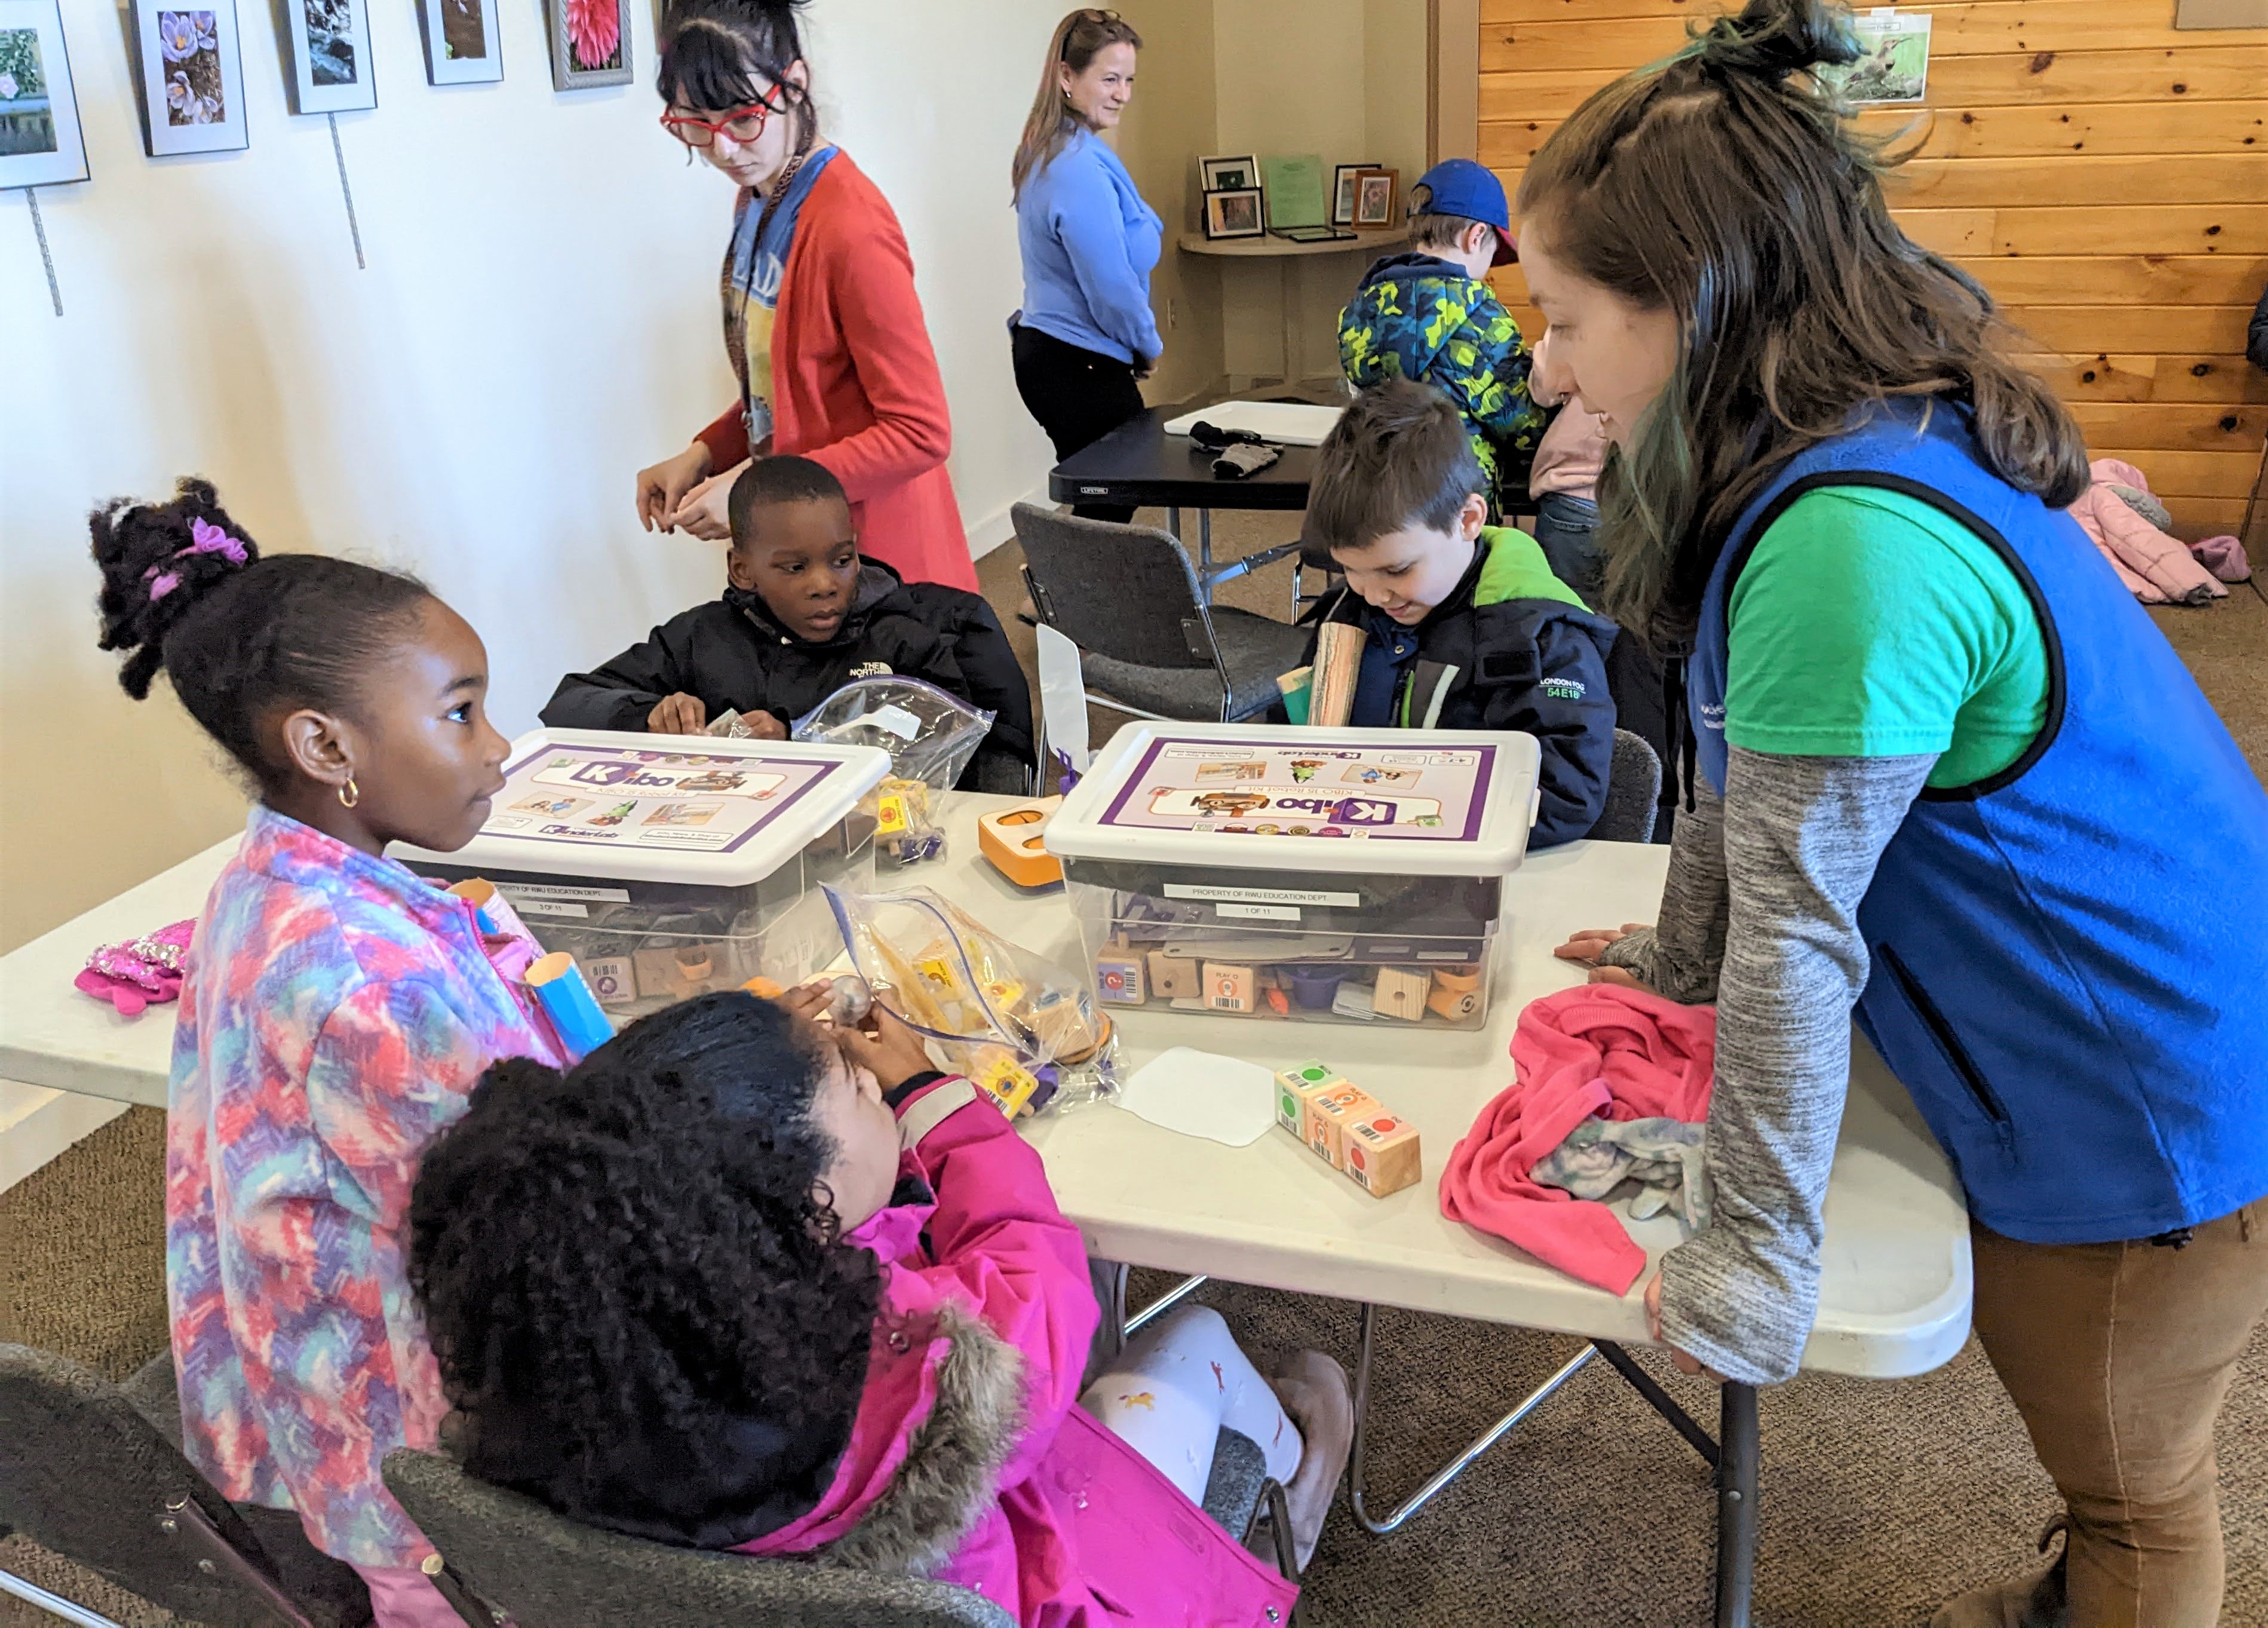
[338,774,360,810]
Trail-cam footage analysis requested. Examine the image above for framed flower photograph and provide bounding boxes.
[548,0,630,90]
[131,2,248,157]
[1199,154,1257,193]
[1202,186,1265,241]
[0,1,89,189]
[1352,167,1400,231]
[418,0,502,86]
[1332,161,1374,228]
[283,0,375,114]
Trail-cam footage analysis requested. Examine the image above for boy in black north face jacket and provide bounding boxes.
[1302,381,1616,847]
[541,457,1035,792]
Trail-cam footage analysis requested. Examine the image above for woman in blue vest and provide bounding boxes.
[1533,3,2268,1624]
[1008,8,1161,523]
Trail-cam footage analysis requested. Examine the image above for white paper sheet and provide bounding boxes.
[1114,1047,1279,1146]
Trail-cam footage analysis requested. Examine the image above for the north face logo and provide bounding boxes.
[847,661,894,679]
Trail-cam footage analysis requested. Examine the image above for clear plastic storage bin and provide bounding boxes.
[1044,722,1542,1031]
[394,729,889,1020]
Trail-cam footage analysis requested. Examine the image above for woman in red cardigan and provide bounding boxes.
[635,0,977,591]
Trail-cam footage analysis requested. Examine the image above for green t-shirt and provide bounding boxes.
[1724,487,2050,789]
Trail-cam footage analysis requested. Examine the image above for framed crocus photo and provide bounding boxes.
[548,0,630,90]
[283,0,376,114]
[418,0,502,87]
[0,1,90,189]
[131,1,248,156]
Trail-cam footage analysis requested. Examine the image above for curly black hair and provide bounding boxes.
[90,477,432,798]
[407,991,883,1547]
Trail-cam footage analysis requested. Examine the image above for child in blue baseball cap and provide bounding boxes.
[1338,158,1543,516]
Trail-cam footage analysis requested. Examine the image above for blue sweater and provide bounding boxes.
[1015,127,1163,365]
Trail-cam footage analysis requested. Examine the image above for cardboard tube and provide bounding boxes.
[527,952,614,1061]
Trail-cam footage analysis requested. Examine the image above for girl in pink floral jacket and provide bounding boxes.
[94,479,566,1627]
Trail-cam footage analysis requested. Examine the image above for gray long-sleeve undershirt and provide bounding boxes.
[1603,745,1936,1386]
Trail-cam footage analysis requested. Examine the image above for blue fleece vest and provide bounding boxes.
[1689,400,2268,1244]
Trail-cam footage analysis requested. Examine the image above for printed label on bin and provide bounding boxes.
[1098,739,1494,841]
[478,743,847,855]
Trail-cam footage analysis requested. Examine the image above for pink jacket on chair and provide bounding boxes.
[735,1077,1299,1628]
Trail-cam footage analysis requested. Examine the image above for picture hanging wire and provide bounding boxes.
[327,113,366,270]
[24,189,63,317]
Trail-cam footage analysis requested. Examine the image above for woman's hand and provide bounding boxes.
[836,1004,936,1095]
[1552,922,1653,989]
[1133,352,1158,380]
[647,693,709,735]
[664,466,739,541]
[636,443,714,533]
[1644,1270,1726,1384]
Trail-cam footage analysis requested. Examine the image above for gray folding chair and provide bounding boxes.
[0,1344,382,1628]
[386,1439,1291,1628]
[1591,728,1664,843]
[1012,502,1312,723]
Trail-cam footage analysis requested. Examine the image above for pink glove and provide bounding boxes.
[75,919,195,1017]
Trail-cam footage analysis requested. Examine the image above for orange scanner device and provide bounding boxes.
[977,798,1065,890]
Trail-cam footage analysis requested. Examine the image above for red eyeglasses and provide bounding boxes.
[660,86,786,148]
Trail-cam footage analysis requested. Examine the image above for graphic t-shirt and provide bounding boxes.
[1725,486,2051,788]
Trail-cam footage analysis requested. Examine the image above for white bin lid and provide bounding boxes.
[1045,722,1542,876]
[390,728,892,887]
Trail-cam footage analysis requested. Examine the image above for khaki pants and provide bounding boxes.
[1971,1197,2268,1627]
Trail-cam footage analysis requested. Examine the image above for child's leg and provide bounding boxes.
[352,1563,467,1628]
[1079,1302,1303,1504]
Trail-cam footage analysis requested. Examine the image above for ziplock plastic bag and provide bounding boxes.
[823,882,1118,1118]
[795,677,995,866]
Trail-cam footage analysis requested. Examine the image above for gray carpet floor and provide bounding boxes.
[2,514,2260,1627]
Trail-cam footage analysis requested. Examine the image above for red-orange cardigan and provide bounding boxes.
[696,152,978,591]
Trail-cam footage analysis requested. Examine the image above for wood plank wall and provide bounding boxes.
[1476,0,2268,537]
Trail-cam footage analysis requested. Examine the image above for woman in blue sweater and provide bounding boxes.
[1009,10,1161,522]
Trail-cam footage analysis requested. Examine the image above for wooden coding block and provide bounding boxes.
[1201,961,1255,1014]
[1343,1109,1423,1197]
[1147,953,1199,1000]
[1094,948,1146,1004]
[1274,1062,1347,1140]
[1306,1084,1379,1169]
[1371,965,1432,1022]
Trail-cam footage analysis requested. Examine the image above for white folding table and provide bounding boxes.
[0,795,1972,1627]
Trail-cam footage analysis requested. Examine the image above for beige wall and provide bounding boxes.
[0,0,1069,954]
[1115,0,1227,408]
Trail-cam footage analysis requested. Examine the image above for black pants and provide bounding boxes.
[1011,322,1144,524]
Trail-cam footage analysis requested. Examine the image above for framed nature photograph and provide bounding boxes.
[1352,166,1400,231]
[1332,161,1373,227]
[283,0,375,114]
[1202,186,1264,241]
[418,0,501,85]
[1199,153,1257,193]
[131,2,249,156]
[549,0,630,90]
[1819,10,1930,104]
[0,1,88,189]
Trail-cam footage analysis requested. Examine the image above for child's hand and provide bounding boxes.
[836,1005,936,1094]
[742,710,788,741]
[648,693,710,735]
[1554,924,1653,989]
[775,979,834,1026]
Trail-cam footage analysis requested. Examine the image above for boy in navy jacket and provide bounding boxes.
[1301,379,1616,846]
[542,458,1034,792]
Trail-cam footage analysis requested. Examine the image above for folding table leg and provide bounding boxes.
[1714,1382,1760,1628]
[1347,1302,1597,1535]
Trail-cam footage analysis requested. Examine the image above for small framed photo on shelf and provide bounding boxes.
[1199,152,1259,192]
[283,0,376,114]
[0,1,90,189]
[1332,161,1374,227]
[130,2,250,157]
[417,0,502,86]
[1202,186,1265,240]
[549,0,631,90]
[1352,166,1400,231]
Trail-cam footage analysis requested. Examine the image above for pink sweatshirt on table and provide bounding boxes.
[1439,984,1716,1294]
